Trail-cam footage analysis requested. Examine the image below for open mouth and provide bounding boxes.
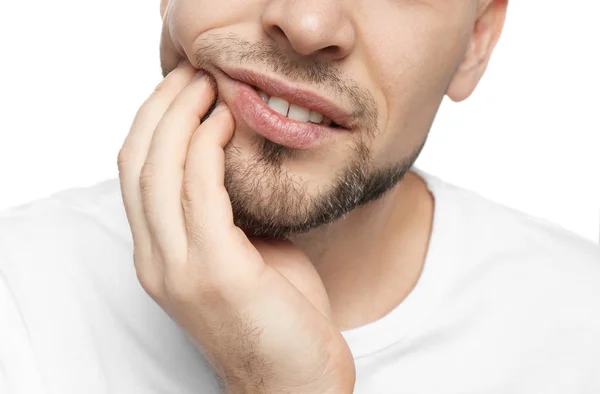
[223,69,351,150]
[252,86,343,129]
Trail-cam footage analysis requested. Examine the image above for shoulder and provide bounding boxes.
[0,178,130,257]
[452,181,600,275]
[423,171,600,273]
[421,169,600,316]
[0,178,132,297]
[421,173,600,374]
[0,180,219,392]
[431,174,600,337]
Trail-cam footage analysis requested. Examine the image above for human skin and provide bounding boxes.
[118,0,507,392]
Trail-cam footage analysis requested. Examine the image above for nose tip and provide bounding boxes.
[262,1,356,61]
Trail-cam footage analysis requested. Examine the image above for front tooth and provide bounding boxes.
[268,97,290,116]
[287,104,311,122]
[258,90,270,103]
[308,110,324,124]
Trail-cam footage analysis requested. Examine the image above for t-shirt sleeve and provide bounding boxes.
[0,247,47,394]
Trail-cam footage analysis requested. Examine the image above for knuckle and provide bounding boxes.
[133,258,163,298]
[117,146,132,172]
[136,268,161,297]
[151,66,191,96]
[133,248,171,302]
[187,226,208,248]
[153,78,168,94]
[181,177,197,203]
[181,204,209,246]
[139,162,158,193]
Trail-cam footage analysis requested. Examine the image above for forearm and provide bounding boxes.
[217,364,354,394]
[223,381,353,394]
[220,369,355,394]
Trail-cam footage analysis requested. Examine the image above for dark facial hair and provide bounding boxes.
[223,136,426,240]
[185,33,424,239]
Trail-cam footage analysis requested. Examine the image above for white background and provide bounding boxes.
[0,0,598,243]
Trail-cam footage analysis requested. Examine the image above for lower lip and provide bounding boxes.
[229,80,346,150]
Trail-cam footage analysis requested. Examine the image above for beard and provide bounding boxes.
[222,134,426,240]
[188,34,426,240]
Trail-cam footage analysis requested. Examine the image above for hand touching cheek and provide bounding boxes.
[117,61,356,394]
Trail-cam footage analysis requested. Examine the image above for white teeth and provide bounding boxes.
[308,110,323,124]
[258,88,329,125]
[287,104,311,122]
[267,97,290,116]
[258,90,270,103]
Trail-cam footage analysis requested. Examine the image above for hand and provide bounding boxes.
[117,61,356,393]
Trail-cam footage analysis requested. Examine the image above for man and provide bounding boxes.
[1,0,599,392]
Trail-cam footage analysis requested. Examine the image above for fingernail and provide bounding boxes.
[211,103,227,115]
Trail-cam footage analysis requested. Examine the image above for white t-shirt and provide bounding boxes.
[1,168,599,394]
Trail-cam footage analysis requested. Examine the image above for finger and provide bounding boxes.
[117,61,196,285]
[181,104,242,256]
[141,71,217,265]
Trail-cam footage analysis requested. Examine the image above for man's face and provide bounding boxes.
[159,0,484,239]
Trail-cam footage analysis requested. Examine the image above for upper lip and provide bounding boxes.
[221,67,354,129]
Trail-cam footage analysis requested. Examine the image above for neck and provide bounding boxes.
[290,170,435,331]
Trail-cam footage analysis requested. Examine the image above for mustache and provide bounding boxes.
[185,33,379,137]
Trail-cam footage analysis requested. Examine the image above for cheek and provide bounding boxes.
[359,16,470,162]
[165,0,256,54]
[167,1,219,46]
[379,26,465,108]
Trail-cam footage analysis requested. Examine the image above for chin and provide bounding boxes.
[222,136,414,240]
